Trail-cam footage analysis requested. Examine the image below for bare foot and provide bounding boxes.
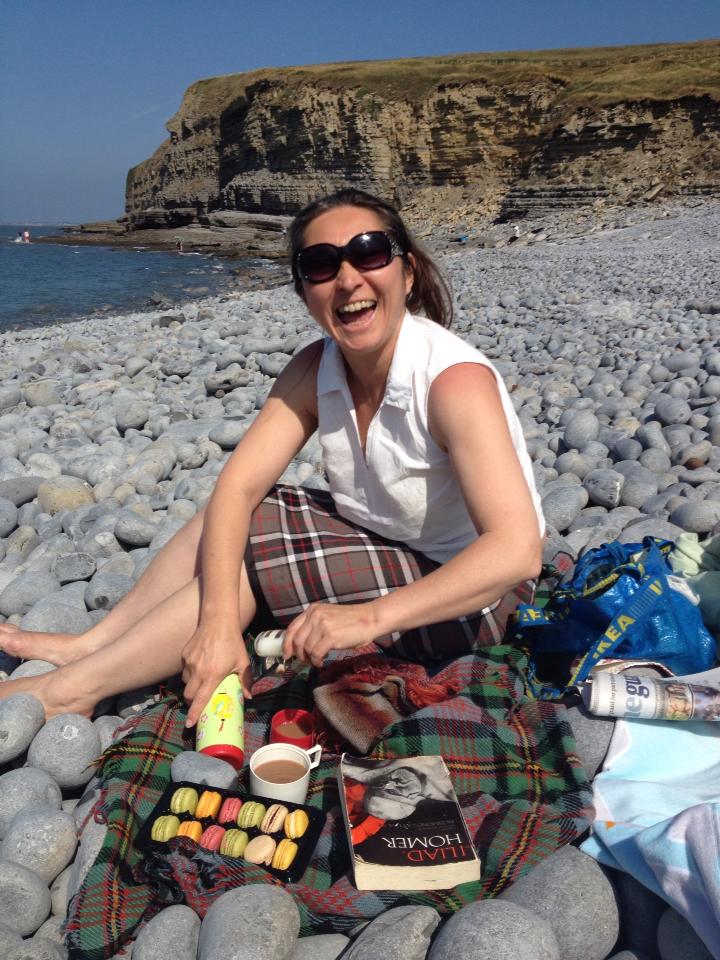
[0,670,96,719]
[0,622,90,666]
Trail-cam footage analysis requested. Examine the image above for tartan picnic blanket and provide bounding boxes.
[65,644,593,960]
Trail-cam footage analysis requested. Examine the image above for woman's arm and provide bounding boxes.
[181,342,321,724]
[284,362,541,666]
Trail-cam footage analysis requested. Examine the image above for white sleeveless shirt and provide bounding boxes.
[316,312,545,564]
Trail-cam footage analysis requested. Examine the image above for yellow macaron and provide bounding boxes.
[272,838,298,871]
[284,809,310,840]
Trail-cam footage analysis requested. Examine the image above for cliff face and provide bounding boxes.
[125,41,720,228]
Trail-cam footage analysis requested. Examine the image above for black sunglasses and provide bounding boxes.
[295,231,404,284]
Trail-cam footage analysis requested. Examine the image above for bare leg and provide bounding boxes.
[0,507,208,665]
[0,563,257,719]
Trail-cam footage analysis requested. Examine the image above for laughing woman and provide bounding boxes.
[0,189,544,725]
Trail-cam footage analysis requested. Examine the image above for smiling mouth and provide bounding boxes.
[336,299,376,322]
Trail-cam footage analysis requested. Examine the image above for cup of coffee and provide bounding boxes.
[270,708,314,750]
[249,742,321,804]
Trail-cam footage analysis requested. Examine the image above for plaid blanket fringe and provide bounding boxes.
[65,646,592,959]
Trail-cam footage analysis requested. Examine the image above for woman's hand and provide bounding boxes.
[283,602,381,667]
[181,620,252,728]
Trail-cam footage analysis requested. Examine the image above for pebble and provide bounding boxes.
[499,845,619,960]
[171,750,239,790]
[1,807,78,883]
[290,935,350,960]
[197,885,300,960]
[133,905,201,960]
[27,714,101,789]
[0,860,52,936]
[656,908,713,960]
[0,693,46,764]
[0,767,63,838]
[428,899,560,959]
[343,906,441,960]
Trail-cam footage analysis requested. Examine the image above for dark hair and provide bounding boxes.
[288,188,453,328]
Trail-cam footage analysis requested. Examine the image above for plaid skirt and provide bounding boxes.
[245,484,534,661]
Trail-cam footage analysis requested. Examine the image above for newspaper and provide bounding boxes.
[582,667,720,721]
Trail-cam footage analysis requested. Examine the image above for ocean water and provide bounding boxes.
[0,224,247,332]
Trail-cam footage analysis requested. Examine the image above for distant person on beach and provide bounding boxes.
[0,188,544,725]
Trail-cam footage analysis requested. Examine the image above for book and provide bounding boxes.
[337,753,481,891]
[582,666,720,722]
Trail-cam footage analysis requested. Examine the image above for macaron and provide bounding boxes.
[260,803,289,835]
[272,838,298,871]
[151,814,180,842]
[170,787,199,816]
[284,809,310,840]
[237,800,266,830]
[199,824,225,852]
[177,819,203,842]
[243,834,276,866]
[218,796,243,825]
[220,828,249,858]
[196,790,222,819]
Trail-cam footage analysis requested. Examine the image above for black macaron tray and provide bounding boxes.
[135,780,325,884]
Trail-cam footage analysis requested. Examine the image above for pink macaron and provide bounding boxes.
[218,796,243,825]
[199,825,226,852]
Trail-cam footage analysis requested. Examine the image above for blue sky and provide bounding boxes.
[1,0,717,223]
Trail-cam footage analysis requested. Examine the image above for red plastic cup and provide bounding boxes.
[270,708,314,749]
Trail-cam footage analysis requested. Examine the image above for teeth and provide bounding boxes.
[337,300,375,314]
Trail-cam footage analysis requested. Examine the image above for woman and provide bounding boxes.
[0,189,544,726]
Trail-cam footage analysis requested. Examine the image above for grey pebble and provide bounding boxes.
[290,934,350,960]
[51,551,97,584]
[0,572,62,616]
[21,598,94,633]
[66,817,107,900]
[656,908,713,960]
[0,920,23,955]
[343,906,440,960]
[0,767,63,838]
[499,845,619,960]
[0,476,43,507]
[133,905,200,960]
[171,750,239,790]
[0,496,18,537]
[584,469,625,509]
[94,714,124,751]
[50,865,73,918]
[7,937,67,960]
[565,702,615,779]
[10,658,57,679]
[428,899,560,960]
[0,693,46,764]
[208,418,250,449]
[0,859,52,936]
[84,571,135,610]
[1,807,78,884]
[197,885,300,960]
[27,713,101,789]
[668,500,720,533]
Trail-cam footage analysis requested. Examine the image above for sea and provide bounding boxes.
[0,224,261,334]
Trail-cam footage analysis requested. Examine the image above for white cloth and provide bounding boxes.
[582,678,720,957]
[316,311,544,563]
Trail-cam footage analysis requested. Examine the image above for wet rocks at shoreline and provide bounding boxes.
[1,201,719,959]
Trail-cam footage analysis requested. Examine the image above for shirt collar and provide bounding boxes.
[316,311,415,412]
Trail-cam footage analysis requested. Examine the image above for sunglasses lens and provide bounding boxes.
[348,233,393,271]
[298,244,340,282]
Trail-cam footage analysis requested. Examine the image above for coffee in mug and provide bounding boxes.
[249,742,321,804]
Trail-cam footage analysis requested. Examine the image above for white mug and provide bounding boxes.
[249,742,321,804]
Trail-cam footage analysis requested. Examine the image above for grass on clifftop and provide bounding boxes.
[176,39,720,121]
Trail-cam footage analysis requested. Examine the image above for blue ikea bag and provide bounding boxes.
[515,537,717,699]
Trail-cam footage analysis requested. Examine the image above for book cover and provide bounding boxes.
[337,754,481,891]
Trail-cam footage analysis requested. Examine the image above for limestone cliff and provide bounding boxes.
[125,40,720,228]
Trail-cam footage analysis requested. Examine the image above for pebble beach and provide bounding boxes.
[1,200,720,960]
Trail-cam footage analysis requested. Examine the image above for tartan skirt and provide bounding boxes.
[245,484,534,661]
